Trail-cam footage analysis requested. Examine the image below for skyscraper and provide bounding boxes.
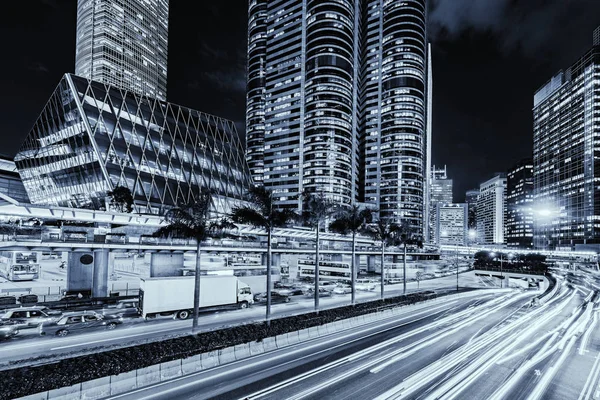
[533,28,600,251]
[429,165,453,243]
[477,174,506,245]
[246,0,429,233]
[465,188,480,232]
[75,0,169,101]
[506,158,533,249]
[436,203,467,246]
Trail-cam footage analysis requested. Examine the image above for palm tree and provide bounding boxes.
[302,190,335,311]
[365,218,400,298]
[329,205,373,305]
[154,189,225,332]
[396,221,423,294]
[229,186,297,323]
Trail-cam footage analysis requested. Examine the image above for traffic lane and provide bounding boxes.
[0,282,463,365]
[236,292,535,400]
[448,283,588,400]
[111,292,499,400]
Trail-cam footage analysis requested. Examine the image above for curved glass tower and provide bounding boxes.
[247,0,428,232]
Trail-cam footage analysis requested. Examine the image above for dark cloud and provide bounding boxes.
[27,62,49,74]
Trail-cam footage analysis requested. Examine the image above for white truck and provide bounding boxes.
[139,276,253,319]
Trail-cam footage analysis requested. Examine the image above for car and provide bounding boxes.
[102,299,140,318]
[319,281,337,292]
[0,306,62,328]
[305,288,332,297]
[18,294,39,304]
[0,321,19,340]
[333,285,352,295]
[254,292,291,304]
[39,311,123,337]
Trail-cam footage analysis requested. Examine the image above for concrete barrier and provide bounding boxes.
[181,354,202,375]
[263,337,277,352]
[275,333,289,348]
[298,328,310,341]
[17,393,48,400]
[249,340,265,356]
[47,383,81,400]
[234,343,251,360]
[81,376,111,399]
[342,318,352,330]
[136,365,160,388]
[218,346,236,365]
[287,331,300,345]
[308,326,320,338]
[109,370,138,395]
[201,350,219,369]
[160,360,183,380]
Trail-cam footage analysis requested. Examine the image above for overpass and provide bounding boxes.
[473,268,548,291]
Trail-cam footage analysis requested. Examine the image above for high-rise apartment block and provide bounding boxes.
[533,29,600,251]
[506,159,534,248]
[477,174,506,244]
[246,0,429,233]
[436,203,467,246]
[75,0,169,101]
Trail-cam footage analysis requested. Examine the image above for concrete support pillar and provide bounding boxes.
[261,252,281,267]
[367,255,377,273]
[67,251,93,294]
[92,249,109,298]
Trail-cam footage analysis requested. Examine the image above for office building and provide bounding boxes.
[0,157,29,204]
[533,29,600,250]
[246,0,429,232]
[429,165,453,244]
[436,203,467,246]
[465,189,479,231]
[75,0,169,101]
[477,174,506,244]
[506,159,533,248]
[14,74,253,215]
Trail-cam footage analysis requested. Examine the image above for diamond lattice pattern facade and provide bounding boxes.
[14,74,253,215]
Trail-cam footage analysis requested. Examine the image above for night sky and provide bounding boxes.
[1,0,599,202]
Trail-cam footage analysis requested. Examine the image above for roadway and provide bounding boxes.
[106,269,600,400]
[0,271,497,369]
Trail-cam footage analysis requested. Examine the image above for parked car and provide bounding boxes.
[254,292,291,304]
[0,321,19,340]
[333,285,352,295]
[102,299,139,318]
[0,306,62,328]
[39,311,123,337]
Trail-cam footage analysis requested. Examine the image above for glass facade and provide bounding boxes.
[477,174,506,245]
[533,44,600,250]
[75,0,169,101]
[429,165,453,244]
[246,0,428,232]
[506,159,533,249]
[0,157,29,204]
[14,74,253,215]
[436,203,467,246]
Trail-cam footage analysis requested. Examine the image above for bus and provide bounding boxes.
[297,259,351,281]
[0,251,40,281]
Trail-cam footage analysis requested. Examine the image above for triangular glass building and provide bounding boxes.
[15,74,253,215]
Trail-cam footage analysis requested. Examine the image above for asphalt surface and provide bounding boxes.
[0,271,495,369]
[105,268,600,400]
